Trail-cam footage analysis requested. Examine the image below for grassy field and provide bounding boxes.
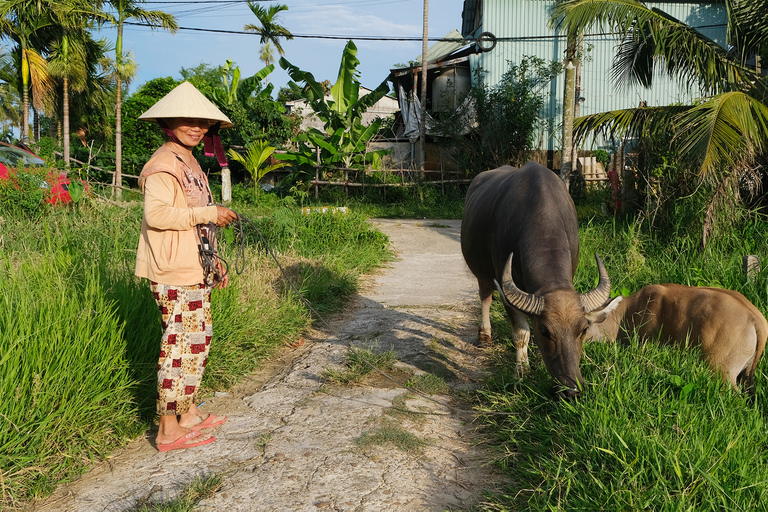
[476,198,768,510]
[4,176,768,510]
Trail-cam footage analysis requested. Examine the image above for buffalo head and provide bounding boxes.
[495,252,614,398]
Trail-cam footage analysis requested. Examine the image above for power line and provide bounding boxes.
[123,20,727,43]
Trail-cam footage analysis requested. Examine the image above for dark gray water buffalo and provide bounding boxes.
[461,162,613,398]
[586,283,768,390]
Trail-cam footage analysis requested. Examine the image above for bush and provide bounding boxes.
[430,56,563,175]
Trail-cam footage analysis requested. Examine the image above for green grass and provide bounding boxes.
[355,418,427,454]
[478,207,768,511]
[321,343,398,385]
[129,474,223,512]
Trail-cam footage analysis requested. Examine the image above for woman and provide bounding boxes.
[135,81,238,452]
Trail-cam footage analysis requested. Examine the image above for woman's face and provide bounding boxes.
[168,118,214,147]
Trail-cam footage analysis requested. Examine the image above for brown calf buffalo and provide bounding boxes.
[586,283,767,389]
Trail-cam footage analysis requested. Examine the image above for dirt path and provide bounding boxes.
[29,219,504,512]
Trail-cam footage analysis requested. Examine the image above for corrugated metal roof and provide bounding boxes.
[421,30,469,64]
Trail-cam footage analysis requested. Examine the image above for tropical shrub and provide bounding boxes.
[429,55,562,175]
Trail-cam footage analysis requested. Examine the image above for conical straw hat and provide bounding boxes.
[138,81,233,129]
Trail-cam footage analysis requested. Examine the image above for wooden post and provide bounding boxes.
[744,255,761,281]
[315,145,320,200]
[419,0,429,171]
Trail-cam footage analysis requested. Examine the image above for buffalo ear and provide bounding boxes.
[586,296,623,325]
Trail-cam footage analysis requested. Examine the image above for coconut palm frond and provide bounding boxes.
[245,2,293,56]
[727,0,768,65]
[573,105,689,146]
[674,91,768,182]
[552,0,755,94]
[550,0,652,36]
[122,7,178,33]
[24,48,54,113]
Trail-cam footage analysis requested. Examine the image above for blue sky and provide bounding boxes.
[97,0,466,95]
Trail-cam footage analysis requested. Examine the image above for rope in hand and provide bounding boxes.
[220,210,506,417]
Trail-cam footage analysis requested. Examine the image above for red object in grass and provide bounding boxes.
[0,142,84,204]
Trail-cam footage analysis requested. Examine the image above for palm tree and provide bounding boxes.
[0,0,61,143]
[51,32,114,159]
[550,0,768,188]
[260,43,274,67]
[103,0,177,198]
[244,3,293,58]
[551,0,768,244]
[0,48,22,135]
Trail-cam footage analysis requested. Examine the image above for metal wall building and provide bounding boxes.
[461,0,727,151]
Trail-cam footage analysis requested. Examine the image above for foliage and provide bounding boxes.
[277,40,390,180]
[227,139,289,195]
[593,148,610,168]
[276,84,301,104]
[550,0,768,245]
[429,56,562,175]
[0,166,47,216]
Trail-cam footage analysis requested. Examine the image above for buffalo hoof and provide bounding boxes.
[514,361,530,378]
[477,332,493,347]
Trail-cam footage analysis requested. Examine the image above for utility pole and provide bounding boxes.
[560,31,576,188]
[419,0,429,171]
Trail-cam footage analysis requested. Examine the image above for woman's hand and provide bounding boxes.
[215,206,237,227]
[214,259,228,289]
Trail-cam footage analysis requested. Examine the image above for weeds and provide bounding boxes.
[321,343,398,385]
[129,474,223,512]
[1,195,392,508]
[355,418,427,454]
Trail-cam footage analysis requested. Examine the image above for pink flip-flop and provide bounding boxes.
[189,414,227,430]
[157,430,215,452]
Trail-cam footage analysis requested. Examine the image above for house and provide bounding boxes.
[460,0,728,153]
[284,87,399,132]
[387,29,480,170]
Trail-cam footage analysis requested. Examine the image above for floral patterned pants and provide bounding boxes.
[151,282,213,416]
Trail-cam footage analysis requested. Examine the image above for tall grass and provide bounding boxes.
[0,196,391,508]
[479,207,768,510]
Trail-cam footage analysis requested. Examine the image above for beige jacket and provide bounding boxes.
[134,144,218,286]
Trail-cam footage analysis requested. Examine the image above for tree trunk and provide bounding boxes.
[33,109,39,142]
[560,32,576,188]
[115,77,122,199]
[21,46,30,143]
[419,0,429,171]
[63,78,70,167]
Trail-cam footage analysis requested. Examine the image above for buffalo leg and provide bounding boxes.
[477,281,494,347]
[504,304,530,376]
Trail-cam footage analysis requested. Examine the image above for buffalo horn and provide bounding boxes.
[579,253,611,312]
[499,252,545,315]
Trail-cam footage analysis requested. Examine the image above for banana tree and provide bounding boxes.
[227,139,289,195]
[210,59,274,108]
[278,40,390,172]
